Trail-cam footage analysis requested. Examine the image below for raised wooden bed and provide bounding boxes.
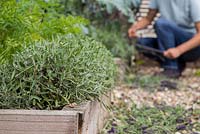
[0,93,111,134]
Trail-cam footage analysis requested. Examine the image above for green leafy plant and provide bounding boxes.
[0,0,88,63]
[133,75,164,91]
[0,0,30,63]
[0,36,116,110]
[62,0,140,22]
[97,0,140,22]
[60,0,139,60]
[90,27,134,60]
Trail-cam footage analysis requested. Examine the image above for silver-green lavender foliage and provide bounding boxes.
[0,36,116,110]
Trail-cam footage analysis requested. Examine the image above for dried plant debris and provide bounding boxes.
[102,102,200,134]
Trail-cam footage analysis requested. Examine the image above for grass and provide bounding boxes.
[101,102,200,134]
[124,73,172,92]
[133,75,163,90]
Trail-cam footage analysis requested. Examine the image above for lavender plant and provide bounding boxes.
[0,36,116,110]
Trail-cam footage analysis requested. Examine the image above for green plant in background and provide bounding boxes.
[133,75,164,91]
[0,0,88,64]
[61,0,139,60]
[0,0,139,63]
[61,0,85,15]
[0,0,30,63]
[38,16,89,39]
[0,36,116,110]
[62,0,140,22]
[91,27,134,60]
[97,0,140,22]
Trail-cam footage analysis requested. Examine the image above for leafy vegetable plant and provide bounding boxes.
[0,0,88,63]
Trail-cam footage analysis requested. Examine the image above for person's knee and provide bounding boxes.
[137,38,152,46]
[137,38,147,45]
[154,18,170,30]
[137,38,157,47]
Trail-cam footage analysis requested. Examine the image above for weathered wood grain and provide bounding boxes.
[0,110,79,134]
[63,92,111,134]
[0,92,111,134]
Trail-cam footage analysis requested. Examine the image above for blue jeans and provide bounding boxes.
[137,18,200,71]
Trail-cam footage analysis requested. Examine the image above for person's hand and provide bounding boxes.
[164,48,182,59]
[128,25,138,38]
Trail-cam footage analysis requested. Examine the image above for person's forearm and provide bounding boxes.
[128,9,157,38]
[164,22,200,59]
[177,33,200,54]
[133,17,152,30]
[134,9,158,30]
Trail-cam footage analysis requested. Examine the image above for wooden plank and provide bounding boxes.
[0,131,72,134]
[0,110,79,134]
[80,92,111,134]
[0,115,75,122]
[0,93,111,134]
[0,121,75,131]
[63,92,111,134]
[0,110,77,116]
[140,4,150,9]
[139,8,149,13]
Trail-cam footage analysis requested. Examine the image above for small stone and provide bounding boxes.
[107,127,115,134]
[176,118,185,123]
[176,125,186,131]
[182,130,188,134]
[192,128,196,131]
[192,132,200,134]
[190,83,199,89]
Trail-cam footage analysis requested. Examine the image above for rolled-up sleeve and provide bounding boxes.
[149,0,158,9]
[190,0,200,23]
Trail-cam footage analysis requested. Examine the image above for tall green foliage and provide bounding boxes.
[91,28,134,59]
[0,0,29,63]
[61,0,139,60]
[62,0,140,22]
[97,0,140,22]
[0,0,88,63]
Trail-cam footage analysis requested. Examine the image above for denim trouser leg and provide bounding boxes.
[136,38,161,62]
[137,18,200,71]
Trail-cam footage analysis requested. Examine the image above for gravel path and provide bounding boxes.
[113,65,200,109]
[103,59,200,134]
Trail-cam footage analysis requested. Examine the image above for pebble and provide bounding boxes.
[182,130,187,134]
[190,83,199,89]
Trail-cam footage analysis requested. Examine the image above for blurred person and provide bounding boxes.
[128,0,200,78]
